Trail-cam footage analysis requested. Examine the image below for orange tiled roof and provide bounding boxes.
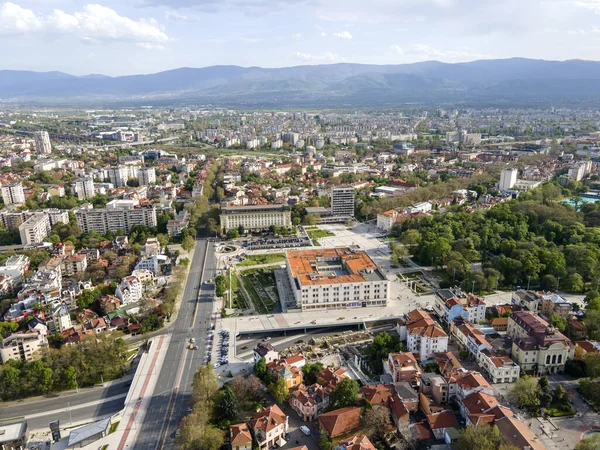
[336,435,376,450]
[249,405,287,433]
[361,385,393,405]
[230,423,252,445]
[319,406,361,437]
[426,410,459,430]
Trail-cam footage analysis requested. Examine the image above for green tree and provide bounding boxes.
[510,376,540,412]
[454,425,501,450]
[254,357,267,380]
[319,432,333,450]
[550,313,567,332]
[215,385,238,423]
[63,366,78,390]
[576,435,600,450]
[182,235,195,252]
[332,377,359,408]
[585,352,600,379]
[215,275,226,297]
[226,229,239,240]
[0,365,21,400]
[268,378,289,403]
[191,365,219,408]
[302,362,324,385]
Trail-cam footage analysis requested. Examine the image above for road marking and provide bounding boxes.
[117,335,164,450]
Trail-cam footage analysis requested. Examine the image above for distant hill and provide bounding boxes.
[2,58,600,106]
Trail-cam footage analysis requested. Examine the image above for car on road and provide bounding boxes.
[189,337,196,344]
[241,345,249,350]
[213,363,220,369]
[295,339,304,344]
[299,426,311,436]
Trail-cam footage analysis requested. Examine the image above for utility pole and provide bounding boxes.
[472,280,475,294]
[453,269,456,286]
[556,276,561,291]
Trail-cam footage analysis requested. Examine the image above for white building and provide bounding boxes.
[286,247,389,310]
[19,213,51,245]
[0,329,47,363]
[499,168,518,191]
[377,210,401,232]
[115,275,143,305]
[75,204,157,234]
[434,288,487,325]
[478,349,520,384]
[331,185,355,218]
[108,166,129,187]
[138,167,156,186]
[1,182,25,205]
[0,255,29,288]
[42,209,69,226]
[219,204,291,232]
[73,177,95,200]
[396,310,449,361]
[34,131,52,155]
[568,160,593,181]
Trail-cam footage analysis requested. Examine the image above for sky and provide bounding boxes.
[1,0,600,76]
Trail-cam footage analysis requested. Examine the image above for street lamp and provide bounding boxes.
[527,275,531,291]
[556,276,561,291]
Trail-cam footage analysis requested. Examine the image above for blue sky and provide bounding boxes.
[1,0,600,75]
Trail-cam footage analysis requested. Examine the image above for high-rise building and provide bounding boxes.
[73,177,95,200]
[18,213,51,245]
[75,204,157,234]
[108,166,129,187]
[34,131,52,155]
[138,167,156,186]
[1,182,25,205]
[330,185,355,218]
[499,168,518,191]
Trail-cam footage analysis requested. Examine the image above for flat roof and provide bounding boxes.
[68,417,111,447]
[287,247,385,286]
[0,421,27,443]
[221,204,289,214]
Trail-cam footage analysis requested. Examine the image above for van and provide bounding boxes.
[299,426,311,436]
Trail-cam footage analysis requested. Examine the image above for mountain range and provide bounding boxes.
[2,58,600,107]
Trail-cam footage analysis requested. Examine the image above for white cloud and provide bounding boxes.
[291,51,344,63]
[406,44,491,62]
[333,30,352,39]
[320,31,327,37]
[292,32,302,39]
[390,44,404,55]
[165,10,199,22]
[0,2,169,46]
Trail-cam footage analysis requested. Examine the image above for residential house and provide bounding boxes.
[115,276,143,305]
[89,318,107,334]
[230,423,252,450]
[459,391,500,425]
[396,310,448,360]
[433,352,463,378]
[434,288,486,324]
[420,373,450,405]
[48,303,72,332]
[267,359,303,390]
[99,295,121,314]
[317,367,348,389]
[334,435,376,450]
[455,371,494,401]
[426,410,459,440]
[60,254,88,277]
[478,349,520,383]
[384,352,421,386]
[249,405,288,450]
[360,385,393,408]
[283,354,306,369]
[508,311,574,375]
[0,329,47,363]
[254,342,279,364]
[319,406,361,438]
[393,382,419,412]
[489,318,508,332]
[575,340,600,360]
[389,393,410,431]
[540,293,572,318]
[289,383,330,421]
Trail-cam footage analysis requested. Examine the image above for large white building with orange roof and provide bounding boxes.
[285,248,389,310]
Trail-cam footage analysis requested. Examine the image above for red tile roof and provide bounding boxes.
[319,406,361,437]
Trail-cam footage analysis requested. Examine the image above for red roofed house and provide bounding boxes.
[426,410,459,440]
[249,405,288,450]
[334,435,376,450]
[389,393,410,432]
[319,406,361,438]
[397,310,448,360]
[360,385,394,408]
[384,352,420,386]
[317,367,348,389]
[289,383,330,421]
[230,423,252,450]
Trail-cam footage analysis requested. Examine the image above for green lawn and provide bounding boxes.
[239,270,279,314]
[307,229,335,240]
[546,402,575,417]
[109,421,120,434]
[238,253,285,267]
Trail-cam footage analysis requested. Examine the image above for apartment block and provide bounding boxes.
[434,288,486,324]
[34,130,52,155]
[396,310,448,360]
[75,204,157,234]
[1,182,25,205]
[138,167,156,186]
[19,213,51,245]
[330,185,355,218]
[0,330,47,363]
[73,177,95,200]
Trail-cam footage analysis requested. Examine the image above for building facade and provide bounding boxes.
[1,182,25,205]
[75,205,157,234]
[138,167,156,186]
[34,131,52,155]
[286,248,389,310]
[331,185,355,218]
[19,213,51,245]
[73,177,95,200]
[219,204,292,232]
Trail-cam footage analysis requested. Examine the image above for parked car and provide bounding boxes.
[299,426,311,436]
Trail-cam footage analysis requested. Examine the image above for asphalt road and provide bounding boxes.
[132,238,217,450]
[0,378,132,430]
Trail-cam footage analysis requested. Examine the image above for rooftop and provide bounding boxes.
[287,248,385,286]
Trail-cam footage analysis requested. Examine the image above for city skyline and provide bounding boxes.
[1,0,600,76]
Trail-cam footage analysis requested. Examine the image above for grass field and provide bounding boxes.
[238,253,286,267]
[307,228,335,245]
[239,269,279,313]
